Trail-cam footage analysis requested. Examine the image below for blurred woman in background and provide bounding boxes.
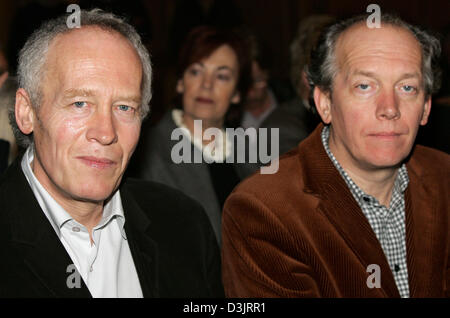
[136,26,256,244]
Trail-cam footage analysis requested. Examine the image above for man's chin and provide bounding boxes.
[71,186,118,204]
[364,154,406,171]
[362,143,412,168]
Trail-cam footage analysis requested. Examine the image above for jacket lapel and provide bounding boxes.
[316,189,400,297]
[404,160,445,297]
[121,185,159,297]
[13,231,91,297]
[299,125,400,297]
[6,159,91,297]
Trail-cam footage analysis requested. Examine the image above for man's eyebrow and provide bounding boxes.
[397,72,421,81]
[63,88,96,98]
[116,94,142,104]
[62,88,141,103]
[349,70,421,80]
[349,70,378,79]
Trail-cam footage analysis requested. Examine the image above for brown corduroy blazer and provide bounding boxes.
[222,124,450,297]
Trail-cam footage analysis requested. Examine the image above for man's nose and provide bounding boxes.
[86,108,118,145]
[376,89,401,120]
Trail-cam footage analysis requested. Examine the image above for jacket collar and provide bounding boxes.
[297,124,400,297]
[5,158,91,297]
[403,151,443,297]
[120,184,159,297]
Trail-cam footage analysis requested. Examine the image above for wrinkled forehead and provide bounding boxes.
[46,26,140,71]
[335,22,423,72]
[42,27,143,88]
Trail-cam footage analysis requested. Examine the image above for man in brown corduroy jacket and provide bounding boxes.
[222,13,449,298]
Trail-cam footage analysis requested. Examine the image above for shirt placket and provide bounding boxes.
[86,226,103,280]
[64,220,93,281]
[387,202,409,297]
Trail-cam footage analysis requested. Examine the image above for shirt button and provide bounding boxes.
[90,266,93,272]
[394,264,400,272]
[72,226,80,232]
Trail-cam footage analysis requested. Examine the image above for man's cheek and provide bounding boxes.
[55,117,89,142]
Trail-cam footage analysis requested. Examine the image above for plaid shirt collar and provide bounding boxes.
[320,125,409,208]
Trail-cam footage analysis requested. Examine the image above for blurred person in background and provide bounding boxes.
[0,46,16,174]
[258,15,335,156]
[1,77,19,174]
[135,26,255,245]
[0,45,8,81]
[415,24,450,153]
[240,32,293,129]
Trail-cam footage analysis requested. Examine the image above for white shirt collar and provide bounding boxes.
[21,146,126,238]
[171,109,233,163]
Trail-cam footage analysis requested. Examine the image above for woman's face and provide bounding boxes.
[177,44,240,127]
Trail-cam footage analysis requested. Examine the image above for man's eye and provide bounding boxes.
[401,85,416,93]
[118,105,135,113]
[357,84,370,90]
[74,101,87,108]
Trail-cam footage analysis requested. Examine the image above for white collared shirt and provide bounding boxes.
[21,146,143,298]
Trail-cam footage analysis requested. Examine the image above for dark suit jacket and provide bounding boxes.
[222,123,450,297]
[0,157,224,298]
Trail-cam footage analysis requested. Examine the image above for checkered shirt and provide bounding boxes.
[321,126,410,298]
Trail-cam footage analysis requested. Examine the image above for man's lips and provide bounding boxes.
[367,132,403,139]
[77,156,116,169]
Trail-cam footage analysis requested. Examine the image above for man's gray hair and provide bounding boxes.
[307,13,441,103]
[11,8,152,148]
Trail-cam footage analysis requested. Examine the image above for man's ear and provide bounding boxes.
[176,79,184,94]
[419,97,432,126]
[313,86,332,124]
[230,91,240,104]
[15,88,35,135]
